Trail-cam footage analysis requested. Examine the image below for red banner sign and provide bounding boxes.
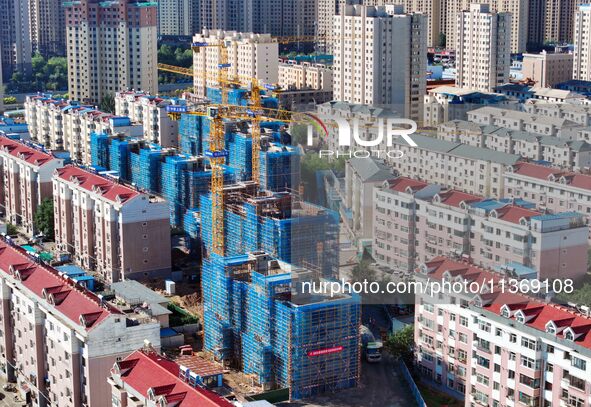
[307,346,344,357]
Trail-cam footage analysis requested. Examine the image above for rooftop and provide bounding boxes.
[436,190,482,208]
[420,257,591,351]
[468,106,580,128]
[510,162,591,191]
[114,349,233,407]
[348,157,396,182]
[0,237,121,331]
[55,165,141,204]
[387,177,429,193]
[0,135,56,166]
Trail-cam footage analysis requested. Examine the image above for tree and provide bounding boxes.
[384,325,414,364]
[34,199,55,240]
[100,93,115,113]
[3,96,17,105]
[439,33,446,48]
[6,223,18,236]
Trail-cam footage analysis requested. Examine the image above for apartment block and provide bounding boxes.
[25,95,143,165]
[415,256,591,407]
[456,4,511,92]
[344,158,397,244]
[53,166,171,283]
[384,133,522,198]
[65,0,158,104]
[545,0,584,43]
[504,162,591,237]
[192,30,279,99]
[28,0,66,56]
[373,179,588,280]
[0,238,161,407]
[157,0,199,36]
[109,348,233,407]
[574,5,591,82]
[333,5,427,121]
[522,51,574,87]
[0,0,31,81]
[0,136,64,236]
[251,0,317,37]
[278,62,333,92]
[399,0,441,47]
[438,120,591,171]
[423,85,514,127]
[522,103,591,127]
[114,91,182,147]
[467,107,582,137]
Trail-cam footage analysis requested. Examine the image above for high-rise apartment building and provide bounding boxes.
[0,0,32,81]
[400,0,441,47]
[527,0,545,50]
[333,5,427,121]
[574,5,591,82]
[28,0,66,56]
[192,30,279,98]
[251,0,317,37]
[456,4,511,92]
[158,0,200,36]
[544,0,584,43]
[64,0,158,104]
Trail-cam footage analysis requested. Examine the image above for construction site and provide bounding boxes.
[81,40,362,401]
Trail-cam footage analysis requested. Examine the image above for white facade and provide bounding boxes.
[157,0,199,36]
[192,30,279,98]
[332,5,427,121]
[574,5,591,82]
[456,3,511,93]
[278,62,333,92]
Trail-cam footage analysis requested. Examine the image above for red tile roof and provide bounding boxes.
[512,162,564,180]
[388,177,429,193]
[437,190,482,208]
[492,205,541,224]
[420,257,591,350]
[0,238,121,330]
[116,350,233,407]
[55,166,140,204]
[0,136,55,167]
[565,174,591,190]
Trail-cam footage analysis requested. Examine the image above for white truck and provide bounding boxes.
[361,325,383,363]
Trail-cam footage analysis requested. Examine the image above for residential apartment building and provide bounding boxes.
[110,348,233,407]
[333,5,427,121]
[0,136,64,236]
[415,256,591,407]
[522,103,591,128]
[373,179,588,280]
[64,0,158,104]
[386,133,522,198]
[574,5,591,82]
[25,95,143,165]
[28,0,66,56]
[438,120,591,171]
[456,4,511,93]
[157,0,199,36]
[251,0,317,37]
[114,91,183,147]
[545,0,584,43]
[467,107,582,137]
[344,157,397,244]
[423,86,515,127]
[399,0,440,47]
[53,166,171,283]
[0,0,31,81]
[522,51,574,87]
[0,238,161,407]
[192,30,279,99]
[278,62,333,93]
[504,162,591,237]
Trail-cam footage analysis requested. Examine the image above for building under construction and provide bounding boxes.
[202,251,361,400]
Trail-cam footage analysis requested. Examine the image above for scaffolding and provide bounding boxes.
[201,252,361,400]
[259,143,302,192]
[179,114,206,156]
[90,132,109,168]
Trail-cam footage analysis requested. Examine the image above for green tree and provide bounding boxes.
[439,33,446,48]
[100,93,116,113]
[34,199,55,240]
[384,325,414,364]
[3,96,17,105]
[6,223,18,236]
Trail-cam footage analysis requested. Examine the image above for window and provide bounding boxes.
[565,330,574,341]
[459,316,468,327]
[521,356,536,369]
[571,356,587,371]
[509,333,517,343]
[501,307,510,318]
[521,337,537,351]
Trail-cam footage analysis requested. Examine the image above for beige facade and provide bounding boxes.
[25,96,143,165]
[0,238,161,407]
[53,166,171,283]
[522,51,574,87]
[115,91,181,148]
[157,0,199,36]
[333,5,427,121]
[399,0,441,47]
[278,62,333,92]
[456,4,511,92]
[574,5,591,82]
[192,30,279,98]
[65,0,158,104]
[545,0,584,43]
[28,0,65,56]
[0,136,64,236]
